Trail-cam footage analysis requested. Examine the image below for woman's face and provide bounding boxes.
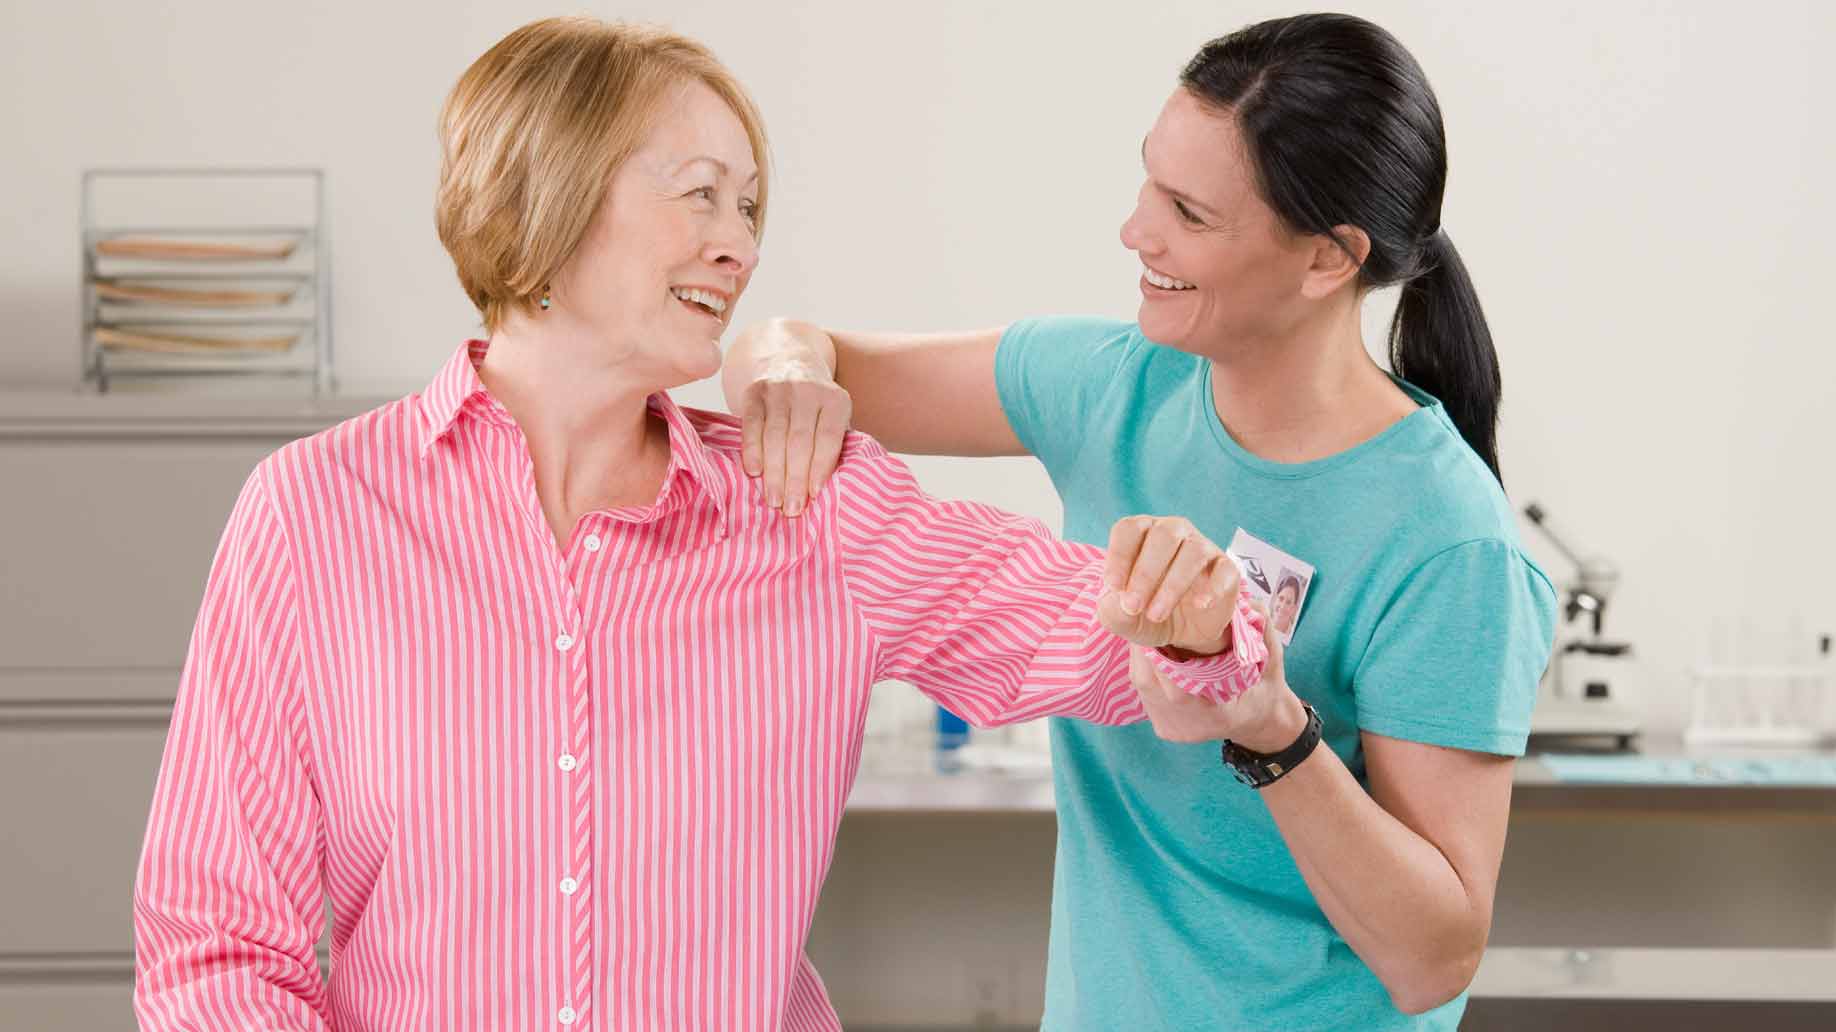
[1272,583,1300,633]
[1119,88,1321,354]
[551,79,760,387]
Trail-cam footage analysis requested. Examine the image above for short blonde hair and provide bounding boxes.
[435,17,770,332]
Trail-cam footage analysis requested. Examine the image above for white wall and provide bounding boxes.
[4,0,1833,734]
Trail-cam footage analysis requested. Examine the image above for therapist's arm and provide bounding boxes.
[133,468,331,1031]
[1129,630,1510,1016]
[722,318,1017,513]
[824,436,1266,726]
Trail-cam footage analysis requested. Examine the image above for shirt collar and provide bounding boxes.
[417,339,730,525]
[645,389,731,526]
[417,339,500,453]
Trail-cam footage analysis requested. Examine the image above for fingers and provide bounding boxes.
[1152,650,1186,703]
[780,385,852,517]
[1258,599,1285,670]
[1191,556,1242,652]
[1115,516,1199,618]
[1205,554,1241,613]
[1129,647,1185,706]
[1128,645,1156,694]
[743,378,853,516]
[739,386,766,478]
[759,385,790,509]
[781,389,816,517]
[1103,516,1152,601]
[804,393,851,506]
[1145,533,1219,624]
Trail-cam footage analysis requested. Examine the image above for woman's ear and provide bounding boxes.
[1299,224,1370,299]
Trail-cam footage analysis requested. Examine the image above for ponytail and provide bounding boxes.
[1181,15,1506,483]
[1389,230,1503,483]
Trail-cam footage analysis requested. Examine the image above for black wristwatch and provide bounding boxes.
[1221,703,1322,788]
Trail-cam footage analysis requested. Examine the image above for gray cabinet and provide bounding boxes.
[0,392,382,1030]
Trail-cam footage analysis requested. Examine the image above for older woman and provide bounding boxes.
[130,17,1265,1032]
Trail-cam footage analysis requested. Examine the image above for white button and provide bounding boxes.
[559,876,579,895]
[557,753,578,772]
[557,1005,577,1025]
[554,633,575,652]
[583,534,602,553]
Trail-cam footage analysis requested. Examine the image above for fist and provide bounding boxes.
[1097,515,1241,656]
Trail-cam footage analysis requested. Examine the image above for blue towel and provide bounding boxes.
[1539,753,1836,785]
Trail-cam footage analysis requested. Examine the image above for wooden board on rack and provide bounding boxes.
[94,328,298,355]
[94,282,297,307]
[94,237,299,260]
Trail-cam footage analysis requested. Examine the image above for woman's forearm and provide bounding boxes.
[1257,729,1496,1014]
[723,319,1021,456]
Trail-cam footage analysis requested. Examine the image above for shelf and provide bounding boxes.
[94,281,301,307]
[92,317,314,328]
[90,270,313,283]
[94,237,302,261]
[88,224,316,237]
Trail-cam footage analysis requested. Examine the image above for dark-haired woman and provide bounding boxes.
[722,13,1555,1029]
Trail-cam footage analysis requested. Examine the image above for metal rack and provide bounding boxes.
[80,168,331,394]
[1685,663,1833,748]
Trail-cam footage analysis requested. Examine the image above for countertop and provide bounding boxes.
[846,736,1836,816]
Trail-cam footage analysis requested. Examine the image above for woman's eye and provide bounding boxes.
[1173,198,1203,225]
[740,201,759,225]
[689,186,716,202]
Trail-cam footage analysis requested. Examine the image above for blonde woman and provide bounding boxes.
[130,18,1266,1032]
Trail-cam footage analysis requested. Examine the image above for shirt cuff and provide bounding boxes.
[1150,599,1269,704]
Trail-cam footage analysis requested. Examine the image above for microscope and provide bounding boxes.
[1524,503,1641,749]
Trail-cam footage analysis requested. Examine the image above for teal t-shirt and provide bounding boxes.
[994,316,1558,1031]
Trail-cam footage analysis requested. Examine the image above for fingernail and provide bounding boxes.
[1148,603,1168,622]
[785,497,802,517]
[1122,592,1142,615]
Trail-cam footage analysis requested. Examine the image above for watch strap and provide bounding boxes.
[1220,703,1322,788]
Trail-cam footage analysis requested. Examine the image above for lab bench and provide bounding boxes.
[817,740,1836,1027]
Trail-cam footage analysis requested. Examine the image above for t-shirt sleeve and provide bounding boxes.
[993,315,1136,478]
[1352,538,1558,756]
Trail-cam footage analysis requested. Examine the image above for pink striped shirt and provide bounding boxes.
[133,340,1262,1031]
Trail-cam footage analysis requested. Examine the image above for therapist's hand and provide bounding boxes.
[726,319,851,517]
[1128,605,1310,752]
[1097,515,1243,657]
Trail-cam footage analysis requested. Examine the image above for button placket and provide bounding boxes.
[554,598,594,1031]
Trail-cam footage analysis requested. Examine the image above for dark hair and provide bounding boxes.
[1274,573,1302,601]
[1180,14,1504,482]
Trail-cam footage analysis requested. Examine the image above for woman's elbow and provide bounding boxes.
[1385,940,1485,1016]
